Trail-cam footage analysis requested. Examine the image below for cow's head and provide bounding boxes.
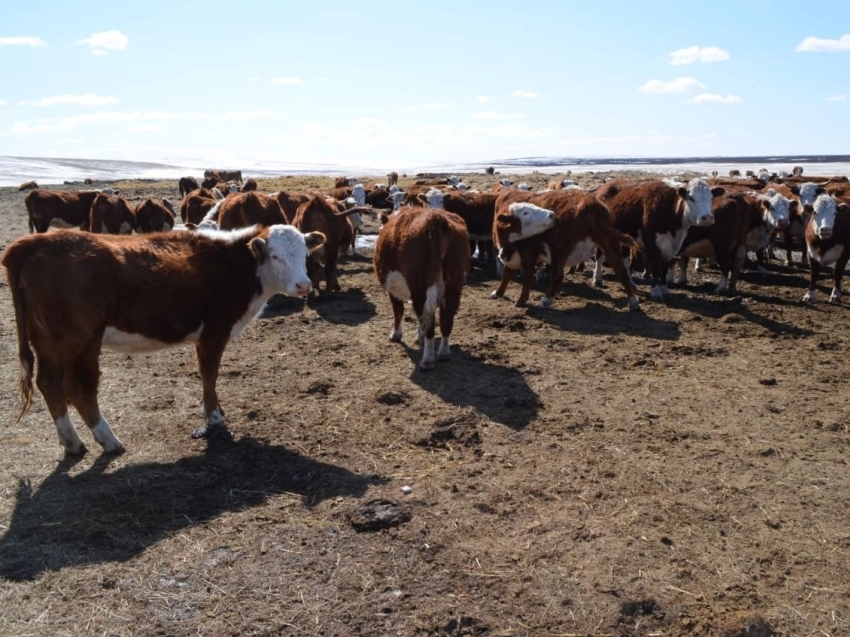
[388,190,406,211]
[790,182,827,213]
[759,190,792,230]
[351,183,366,206]
[449,175,461,186]
[677,178,723,227]
[500,202,556,243]
[499,178,513,187]
[810,194,844,240]
[416,187,445,209]
[516,182,531,191]
[252,225,326,297]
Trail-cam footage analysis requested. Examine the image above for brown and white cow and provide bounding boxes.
[374,207,470,371]
[240,178,258,192]
[744,188,794,271]
[764,181,828,266]
[595,178,724,301]
[25,189,101,233]
[492,190,640,310]
[2,224,326,455]
[178,176,199,198]
[210,191,287,230]
[181,190,222,225]
[135,198,176,233]
[275,190,313,224]
[89,193,136,234]
[293,195,372,292]
[802,194,850,304]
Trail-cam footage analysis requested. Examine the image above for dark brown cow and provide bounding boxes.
[387,171,399,186]
[240,178,258,192]
[204,169,242,183]
[201,176,219,190]
[792,165,804,177]
[179,176,199,197]
[181,191,220,225]
[491,190,640,310]
[135,198,176,233]
[84,178,94,185]
[672,192,753,294]
[374,207,470,371]
[25,189,101,233]
[18,181,39,191]
[293,195,370,292]
[89,193,136,234]
[2,225,326,455]
[802,194,850,304]
[729,169,741,178]
[595,178,724,301]
[213,192,287,230]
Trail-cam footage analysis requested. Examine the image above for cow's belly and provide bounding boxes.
[813,244,846,266]
[102,324,203,353]
[384,271,411,302]
[655,228,688,261]
[746,226,770,251]
[680,239,714,259]
[564,237,596,267]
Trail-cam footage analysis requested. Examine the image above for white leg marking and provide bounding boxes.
[489,290,501,299]
[55,413,85,454]
[628,296,641,311]
[419,336,436,370]
[593,258,604,286]
[715,275,729,294]
[539,296,552,309]
[205,404,225,426]
[802,289,816,303]
[390,325,403,342]
[829,287,842,304]
[437,335,451,360]
[650,284,664,301]
[91,416,125,454]
[660,284,670,296]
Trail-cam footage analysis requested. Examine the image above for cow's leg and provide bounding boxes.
[646,251,666,301]
[803,258,820,303]
[829,253,849,304]
[388,294,405,342]
[599,234,640,311]
[35,352,86,455]
[714,248,732,294]
[782,229,794,266]
[66,339,124,454]
[755,249,768,274]
[195,338,227,430]
[727,245,746,294]
[437,283,463,361]
[516,260,537,307]
[325,251,341,292]
[413,287,438,371]
[490,265,515,300]
[540,258,566,309]
[593,250,605,287]
[674,257,689,287]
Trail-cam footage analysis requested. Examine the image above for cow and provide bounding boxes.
[729,169,741,178]
[135,198,176,233]
[802,194,850,303]
[765,181,828,266]
[84,178,94,185]
[275,190,313,224]
[492,191,641,311]
[373,207,470,371]
[745,170,756,178]
[758,169,771,182]
[792,165,804,177]
[204,170,242,183]
[387,171,399,186]
[485,167,495,175]
[2,224,327,455]
[181,190,222,225]
[25,189,101,233]
[546,179,578,190]
[744,188,794,271]
[18,181,39,192]
[201,177,220,190]
[671,192,754,294]
[595,178,724,301]
[89,193,136,234]
[240,178,259,192]
[209,192,287,230]
[293,195,372,292]
[179,176,200,198]
[333,176,357,188]
[710,170,719,178]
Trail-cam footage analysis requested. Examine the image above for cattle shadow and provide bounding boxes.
[0,435,384,582]
[402,342,539,430]
[260,293,310,319]
[306,287,377,326]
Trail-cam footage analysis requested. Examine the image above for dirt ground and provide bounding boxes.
[0,171,849,637]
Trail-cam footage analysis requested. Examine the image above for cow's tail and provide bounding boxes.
[4,257,35,421]
[616,230,640,259]
[24,193,36,233]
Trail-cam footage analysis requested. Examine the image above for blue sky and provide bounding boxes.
[1,1,848,170]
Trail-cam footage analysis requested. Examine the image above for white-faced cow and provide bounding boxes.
[374,207,470,371]
[595,178,724,301]
[2,224,326,455]
[802,194,850,303]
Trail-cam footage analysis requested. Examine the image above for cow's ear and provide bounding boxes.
[816,186,827,195]
[711,187,725,197]
[677,186,689,200]
[838,203,850,215]
[497,213,516,223]
[250,237,269,263]
[761,199,773,211]
[304,231,326,254]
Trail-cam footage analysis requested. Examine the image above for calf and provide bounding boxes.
[2,224,326,455]
[595,178,724,301]
[179,176,199,197]
[744,188,794,271]
[374,207,470,371]
[729,169,741,178]
[492,191,640,310]
[802,194,850,303]
[135,198,177,233]
[90,193,136,234]
[25,189,100,233]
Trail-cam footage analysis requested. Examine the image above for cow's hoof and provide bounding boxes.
[64,443,88,457]
[628,297,641,312]
[539,297,552,309]
[192,424,233,442]
[418,359,435,372]
[489,291,501,299]
[436,351,451,361]
[389,333,402,343]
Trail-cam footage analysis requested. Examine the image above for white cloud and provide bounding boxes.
[639,77,706,94]
[826,94,847,101]
[271,76,304,85]
[22,93,119,107]
[689,93,743,104]
[476,96,491,103]
[669,46,730,65]
[77,30,128,54]
[129,124,160,133]
[247,76,260,83]
[0,98,6,106]
[312,76,329,83]
[795,34,850,53]
[0,36,46,47]
[470,112,525,120]
[510,89,538,98]
[12,121,75,134]
[397,103,448,113]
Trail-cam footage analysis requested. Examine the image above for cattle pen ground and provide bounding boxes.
[1,172,849,637]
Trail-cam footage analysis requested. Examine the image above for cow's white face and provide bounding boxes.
[449,175,460,186]
[506,202,556,242]
[562,179,578,188]
[760,190,792,230]
[389,184,400,194]
[390,191,406,211]
[811,194,838,239]
[516,182,531,191]
[679,178,718,227]
[351,184,366,205]
[758,170,770,181]
[456,182,469,191]
[257,225,326,296]
[347,176,357,186]
[425,188,445,209]
[499,179,513,187]
[796,182,823,209]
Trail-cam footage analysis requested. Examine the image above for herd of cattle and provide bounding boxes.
[3,166,850,456]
